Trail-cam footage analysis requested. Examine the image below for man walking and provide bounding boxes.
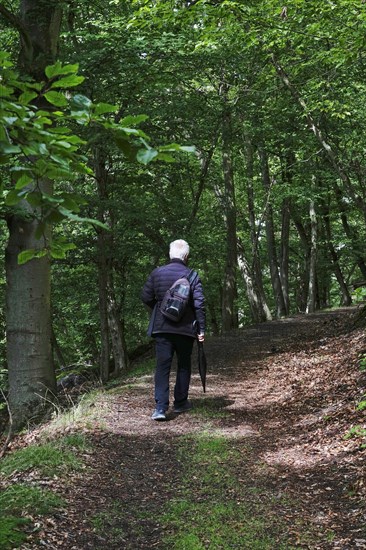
[141,239,205,421]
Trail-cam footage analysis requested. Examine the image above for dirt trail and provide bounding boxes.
[21,309,366,549]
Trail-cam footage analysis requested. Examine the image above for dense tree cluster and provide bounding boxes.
[1,0,366,424]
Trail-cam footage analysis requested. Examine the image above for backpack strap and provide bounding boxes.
[187,269,198,286]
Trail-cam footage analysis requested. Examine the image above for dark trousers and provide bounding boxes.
[154,333,195,411]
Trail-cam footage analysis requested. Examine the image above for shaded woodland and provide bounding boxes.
[1,0,366,426]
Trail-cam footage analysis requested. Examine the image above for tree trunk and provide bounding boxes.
[280,197,291,314]
[97,232,111,383]
[322,203,352,306]
[332,183,366,279]
[306,200,317,313]
[51,327,66,369]
[259,146,287,317]
[107,271,129,377]
[94,147,129,380]
[186,135,218,233]
[18,1,63,79]
[4,0,63,426]
[290,209,310,312]
[6,205,56,426]
[220,83,238,332]
[244,137,272,322]
[237,239,272,323]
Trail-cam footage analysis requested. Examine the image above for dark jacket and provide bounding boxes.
[141,259,206,338]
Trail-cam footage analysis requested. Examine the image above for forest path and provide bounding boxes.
[25,308,366,549]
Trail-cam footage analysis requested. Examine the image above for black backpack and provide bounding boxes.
[160,269,198,322]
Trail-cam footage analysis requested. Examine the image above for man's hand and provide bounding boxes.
[197,333,205,342]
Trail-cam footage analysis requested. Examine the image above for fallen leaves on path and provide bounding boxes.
[2,307,366,549]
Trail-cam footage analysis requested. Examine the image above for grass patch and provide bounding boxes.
[0,484,64,516]
[163,500,283,549]
[193,400,231,421]
[0,485,65,549]
[0,436,85,478]
[0,433,87,548]
[0,516,30,549]
[160,434,302,549]
[47,390,108,432]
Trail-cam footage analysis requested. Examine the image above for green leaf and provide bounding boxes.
[119,127,140,136]
[0,126,6,141]
[58,207,109,229]
[34,222,46,239]
[114,136,139,161]
[157,143,195,153]
[26,191,43,207]
[18,249,47,265]
[66,135,85,145]
[44,210,67,224]
[0,142,22,154]
[45,62,79,79]
[94,103,118,116]
[136,148,159,164]
[50,75,85,89]
[44,91,68,107]
[61,192,87,206]
[18,249,37,264]
[52,140,73,149]
[49,126,71,134]
[60,195,80,212]
[15,174,33,190]
[50,241,77,259]
[2,116,18,125]
[179,145,196,153]
[0,84,14,96]
[119,114,149,126]
[70,94,92,111]
[158,143,182,152]
[5,189,22,206]
[18,91,38,104]
[156,152,175,163]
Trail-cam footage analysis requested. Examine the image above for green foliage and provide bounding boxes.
[0,484,64,516]
[0,433,88,549]
[0,438,83,477]
[0,516,29,549]
[0,435,85,548]
[356,397,366,412]
[352,288,366,304]
[0,51,192,265]
[2,0,366,387]
[359,355,366,372]
[344,425,366,449]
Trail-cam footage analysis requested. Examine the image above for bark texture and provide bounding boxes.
[5,0,64,426]
[6,205,56,425]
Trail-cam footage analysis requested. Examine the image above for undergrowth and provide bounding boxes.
[0,433,89,548]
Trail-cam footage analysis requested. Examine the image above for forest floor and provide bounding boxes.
[4,307,366,549]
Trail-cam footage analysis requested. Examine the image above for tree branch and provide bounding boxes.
[271,53,366,215]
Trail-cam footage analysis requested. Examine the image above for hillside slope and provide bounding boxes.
[2,308,366,549]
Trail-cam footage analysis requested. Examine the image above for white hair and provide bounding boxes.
[169,239,190,261]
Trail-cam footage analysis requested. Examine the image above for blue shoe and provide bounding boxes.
[173,400,192,414]
[151,409,166,421]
